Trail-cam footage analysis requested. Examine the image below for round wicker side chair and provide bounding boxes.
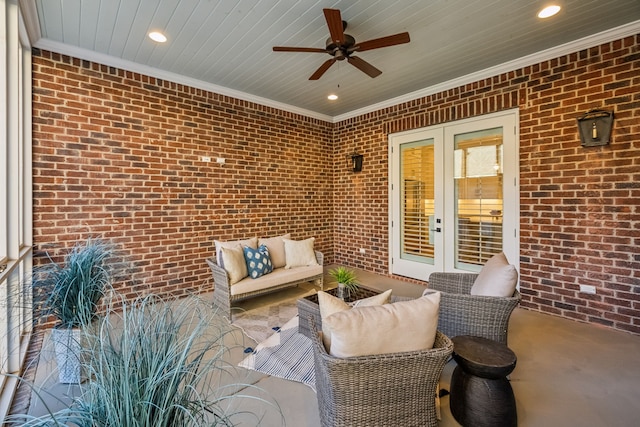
[310,319,453,427]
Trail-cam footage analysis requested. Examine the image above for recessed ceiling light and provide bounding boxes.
[328,94,338,101]
[537,5,561,18]
[148,31,167,43]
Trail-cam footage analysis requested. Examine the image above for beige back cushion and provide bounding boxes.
[324,292,441,358]
[258,234,291,269]
[470,252,518,297]
[214,237,257,267]
[318,289,392,350]
[283,237,318,269]
[219,245,248,285]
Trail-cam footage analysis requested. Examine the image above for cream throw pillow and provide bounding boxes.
[220,245,248,285]
[283,237,318,269]
[258,234,291,269]
[470,252,518,297]
[318,289,392,350]
[324,292,441,358]
[214,237,257,267]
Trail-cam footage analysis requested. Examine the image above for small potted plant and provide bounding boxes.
[329,266,358,300]
[36,238,114,383]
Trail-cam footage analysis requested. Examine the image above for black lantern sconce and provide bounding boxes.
[351,153,364,172]
[577,109,614,147]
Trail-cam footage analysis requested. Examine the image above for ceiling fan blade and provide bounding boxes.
[309,58,337,80]
[273,46,327,53]
[353,32,410,52]
[347,56,382,78]
[323,8,345,45]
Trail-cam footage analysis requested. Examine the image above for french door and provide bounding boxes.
[389,110,519,280]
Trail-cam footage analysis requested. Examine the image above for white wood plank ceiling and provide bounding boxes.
[23,0,640,120]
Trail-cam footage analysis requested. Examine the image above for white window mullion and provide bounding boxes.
[6,0,18,262]
[0,0,8,263]
[0,0,12,397]
[21,41,32,248]
[20,36,33,332]
[5,0,21,374]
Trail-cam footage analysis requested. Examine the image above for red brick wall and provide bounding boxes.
[333,34,640,334]
[32,34,640,335]
[32,50,334,302]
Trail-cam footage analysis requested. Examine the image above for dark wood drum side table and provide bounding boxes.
[449,335,517,427]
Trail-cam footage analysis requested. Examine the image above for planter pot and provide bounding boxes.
[337,283,346,300]
[51,327,83,384]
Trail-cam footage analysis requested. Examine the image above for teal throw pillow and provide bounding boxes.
[243,244,274,279]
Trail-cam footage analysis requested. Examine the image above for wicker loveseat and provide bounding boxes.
[310,319,453,427]
[427,272,521,345]
[206,250,323,320]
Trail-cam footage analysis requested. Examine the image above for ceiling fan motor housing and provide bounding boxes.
[326,34,356,59]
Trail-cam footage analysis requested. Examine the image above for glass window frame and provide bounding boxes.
[0,0,33,417]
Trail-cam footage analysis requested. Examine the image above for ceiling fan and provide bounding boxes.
[273,8,410,80]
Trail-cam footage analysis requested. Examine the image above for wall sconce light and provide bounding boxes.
[351,153,364,172]
[577,109,614,147]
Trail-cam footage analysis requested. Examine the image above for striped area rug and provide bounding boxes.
[231,289,315,343]
[238,315,315,391]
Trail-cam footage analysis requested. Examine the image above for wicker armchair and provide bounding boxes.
[310,320,453,427]
[427,272,521,345]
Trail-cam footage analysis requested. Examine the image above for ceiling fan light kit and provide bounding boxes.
[273,8,410,80]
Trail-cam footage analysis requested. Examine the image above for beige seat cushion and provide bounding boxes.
[470,252,518,297]
[258,234,291,269]
[324,292,441,358]
[318,289,392,350]
[283,237,318,269]
[230,264,323,296]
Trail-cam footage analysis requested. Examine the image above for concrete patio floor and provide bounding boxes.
[17,267,640,426]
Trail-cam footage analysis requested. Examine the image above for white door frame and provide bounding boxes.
[388,109,520,279]
[389,128,445,279]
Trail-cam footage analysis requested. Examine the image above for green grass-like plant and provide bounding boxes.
[13,294,281,426]
[329,266,358,291]
[37,238,114,329]
[329,266,359,300]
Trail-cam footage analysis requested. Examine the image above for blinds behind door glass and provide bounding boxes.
[454,128,504,268]
[401,142,434,262]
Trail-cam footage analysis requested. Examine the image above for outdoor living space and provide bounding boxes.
[2,1,640,425]
[17,267,640,426]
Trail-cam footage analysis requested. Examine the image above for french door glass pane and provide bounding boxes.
[400,140,434,264]
[454,127,503,270]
